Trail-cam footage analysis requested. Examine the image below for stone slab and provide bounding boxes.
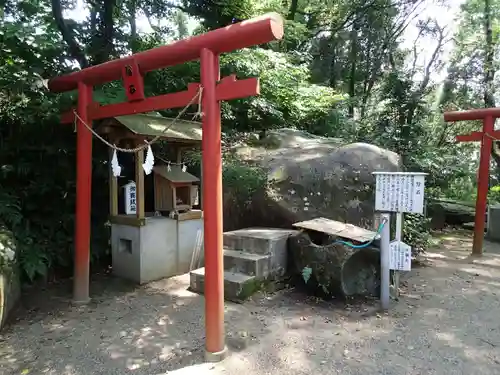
[223,249,270,277]
[223,228,299,278]
[190,267,258,302]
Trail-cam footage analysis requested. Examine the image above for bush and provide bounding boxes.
[222,154,268,205]
[0,228,16,275]
[403,213,432,256]
[184,147,269,231]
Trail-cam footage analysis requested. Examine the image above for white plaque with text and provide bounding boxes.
[389,240,412,271]
[373,172,427,214]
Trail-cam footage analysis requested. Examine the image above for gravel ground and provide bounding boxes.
[1,230,499,375]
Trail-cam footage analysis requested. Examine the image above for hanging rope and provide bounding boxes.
[72,87,203,154]
[483,132,500,141]
[331,217,388,249]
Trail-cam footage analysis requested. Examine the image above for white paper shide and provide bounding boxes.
[111,149,122,177]
[142,145,155,175]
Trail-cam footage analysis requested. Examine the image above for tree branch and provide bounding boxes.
[287,0,299,20]
[129,0,138,53]
[92,0,115,65]
[51,0,89,68]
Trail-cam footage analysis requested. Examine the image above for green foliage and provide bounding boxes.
[489,185,500,203]
[0,0,494,283]
[0,228,16,276]
[185,147,268,206]
[220,48,345,134]
[301,266,312,284]
[403,214,431,256]
[183,0,255,30]
[222,156,268,203]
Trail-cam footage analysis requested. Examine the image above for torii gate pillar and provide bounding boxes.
[444,107,500,256]
[48,13,284,360]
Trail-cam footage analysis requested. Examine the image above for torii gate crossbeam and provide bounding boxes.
[48,13,284,361]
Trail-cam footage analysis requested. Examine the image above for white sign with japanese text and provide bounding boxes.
[389,240,411,271]
[124,181,137,215]
[373,172,427,214]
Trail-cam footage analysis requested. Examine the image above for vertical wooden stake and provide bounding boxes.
[135,149,145,220]
[176,147,182,164]
[394,212,403,297]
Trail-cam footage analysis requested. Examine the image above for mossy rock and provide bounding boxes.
[232,128,401,230]
[289,231,380,298]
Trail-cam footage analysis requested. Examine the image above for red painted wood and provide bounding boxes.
[60,78,259,124]
[472,115,494,255]
[48,12,284,358]
[444,108,500,256]
[456,132,484,142]
[48,13,283,93]
[444,107,500,121]
[201,48,225,354]
[74,82,93,302]
[122,60,145,102]
[456,130,500,142]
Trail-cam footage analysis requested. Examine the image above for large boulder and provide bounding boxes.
[232,129,401,229]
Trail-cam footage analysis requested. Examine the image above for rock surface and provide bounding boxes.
[427,199,477,229]
[232,128,401,229]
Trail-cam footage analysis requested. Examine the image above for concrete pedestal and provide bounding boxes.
[487,204,500,242]
[111,215,204,284]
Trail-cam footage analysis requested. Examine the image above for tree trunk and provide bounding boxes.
[348,23,359,118]
[484,0,500,180]
[51,0,89,68]
[93,0,115,65]
[287,0,299,20]
[129,0,138,53]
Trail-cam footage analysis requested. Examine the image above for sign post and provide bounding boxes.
[380,212,391,310]
[373,172,427,308]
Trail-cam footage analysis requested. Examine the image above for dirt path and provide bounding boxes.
[1,230,499,375]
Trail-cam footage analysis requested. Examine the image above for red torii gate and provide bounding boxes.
[443,108,500,256]
[48,13,284,360]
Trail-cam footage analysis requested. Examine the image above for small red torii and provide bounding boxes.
[444,107,500,256]
[48,13,284,360]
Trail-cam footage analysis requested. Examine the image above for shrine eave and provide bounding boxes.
[114,113,202,143]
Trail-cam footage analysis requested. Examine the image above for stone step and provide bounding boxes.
[224,249,270,277]
[223,228,298,255]
[223,228,299,279]
[190,267,260,302]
